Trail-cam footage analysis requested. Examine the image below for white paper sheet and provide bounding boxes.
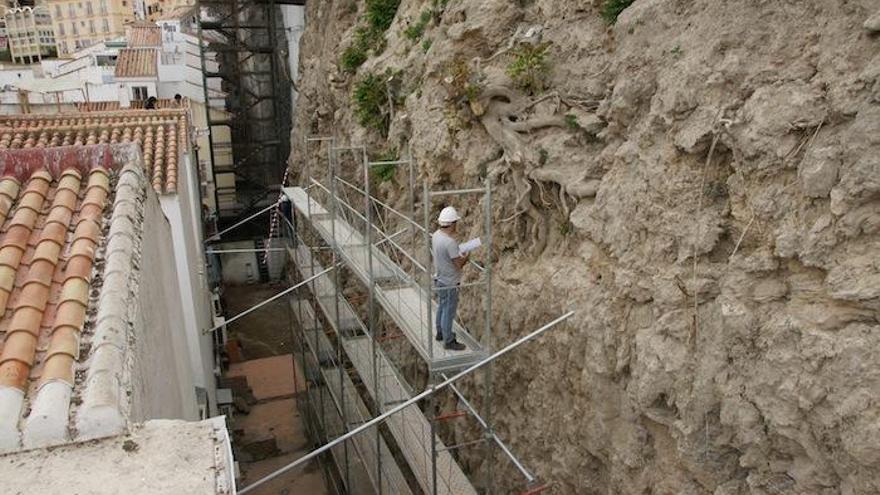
[459,237,482,255]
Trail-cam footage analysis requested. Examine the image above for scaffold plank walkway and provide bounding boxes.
[291,298,334,363]
[318,386,374,495]
[322,368,414,495]
[289,234,477,495]
[341,337,477,495]
[288,243,362,333]
[285,186,486,371]
[312,216,403,283]
[375,285,484,371]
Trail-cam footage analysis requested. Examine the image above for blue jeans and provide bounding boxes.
[434,281,459,344]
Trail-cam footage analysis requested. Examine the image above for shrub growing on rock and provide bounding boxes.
[353,73,390,135]
[365,0,401,31]
[601,0,636,24]
[340,0,401,73]
[506,43,551,94]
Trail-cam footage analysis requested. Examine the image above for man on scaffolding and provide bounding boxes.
[432,206,468,351]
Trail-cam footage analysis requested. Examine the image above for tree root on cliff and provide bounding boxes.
[475,83,569,254]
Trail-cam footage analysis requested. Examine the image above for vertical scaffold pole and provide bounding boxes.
[423,180,438,495]
[362,146,383,494]
[423,180,433,361]
[483,179,495,494]
[328,144,350,491]
[407,143,416,252]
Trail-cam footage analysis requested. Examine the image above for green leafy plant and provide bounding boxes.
[404,9,433,40]
[444,57,481,102]
[341,44,368,73]
[340,0,401,73]
[506,43,551,94]
[600,0,635,25]
[371,148,399,182]
[559,221,572,236]
[365,0,401,31]
[353,73,390,135]
[670,44,683,58]
[538,148,549,165]
[421,38,433,53]
[464,83,481,102]
[564,114,581,131]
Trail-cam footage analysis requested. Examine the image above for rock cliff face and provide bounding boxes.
[289,1,880,493]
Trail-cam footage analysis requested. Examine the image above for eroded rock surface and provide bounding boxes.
[289,1,880,493]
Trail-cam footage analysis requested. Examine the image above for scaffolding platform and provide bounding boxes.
[286,186,329,219]
[316,385,373,495]
[375,285,484,371]
[288,242,362,334]
[341,337,477,495]
[285,186,486,371]
[321,368,413,495]
[290,233,478,495]
[290,299,335,364]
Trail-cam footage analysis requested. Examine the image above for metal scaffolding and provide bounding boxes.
[196,0,301,228]
[277,137,562,494]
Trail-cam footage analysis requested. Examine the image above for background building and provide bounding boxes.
[140,0,193,22]
[5,4,55,63]
[47,0,136,56]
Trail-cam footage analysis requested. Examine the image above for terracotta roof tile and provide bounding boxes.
[115,49,158,78]
[0,111,189,195]
[0,165,89,391]
[128,26,162,47]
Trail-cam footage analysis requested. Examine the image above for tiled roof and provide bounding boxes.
[0,146,117,451]
[128,26,162,47]
[0,109,190,194]
[0,144,167,453]
[114,49,158,78]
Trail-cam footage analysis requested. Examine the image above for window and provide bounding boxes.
[132,86,148,101]
[68,4,75,17]
[55,5,62,18]
[102,19,109,33]
[71,22,78,35]
[100,0,107,15]
[89,19,95,33]
[86,2,93,16]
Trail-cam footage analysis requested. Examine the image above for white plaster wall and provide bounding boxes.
[217,240,259,285]
[281,6,305,108]
[159,152,217,415]
[130,188,199,422]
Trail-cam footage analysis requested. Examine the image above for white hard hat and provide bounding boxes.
[438,206,461,226]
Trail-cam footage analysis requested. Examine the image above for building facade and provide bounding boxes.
[4,5,55,64]
[47,0,136,56]
[142,0,193,22]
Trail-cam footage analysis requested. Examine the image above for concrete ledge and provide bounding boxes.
[1,419,233,495]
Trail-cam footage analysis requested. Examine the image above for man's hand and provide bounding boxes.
[453,252,469,270]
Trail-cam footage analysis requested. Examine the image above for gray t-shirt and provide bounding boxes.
[432,230,461,287]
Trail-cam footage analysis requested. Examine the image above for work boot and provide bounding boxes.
[436,332,455,342]
[444,340,466,351]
